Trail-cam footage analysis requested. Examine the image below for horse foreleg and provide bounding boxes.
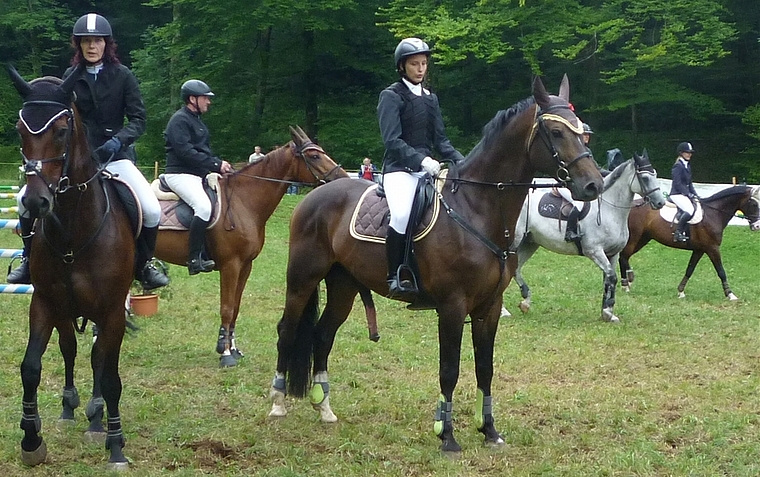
[678,250,704,299]
[705,247,737,300]
[470,304,504,447]
[590,251,620,323]
[85,333,107,443]
[19,301,54,466]
[94,313,129,471]
[217,262,249,367]
[436,308,466,453]
[619,254,633,291]
[57,323,80,426]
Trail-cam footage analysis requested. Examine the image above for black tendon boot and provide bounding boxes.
[386,228,418,298]
[187,217,215,275]
[564,207,582,242]
[7,216,33,284]
[135,226,169,290]
[673,211,691,242]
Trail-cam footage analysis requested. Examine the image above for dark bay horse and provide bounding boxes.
[620,185,760,300]
[511,151,666,322]
[10,66,133,469]
[154,126,347,367]
[269,76,604,452]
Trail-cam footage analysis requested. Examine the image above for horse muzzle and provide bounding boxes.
[21,190,53,219]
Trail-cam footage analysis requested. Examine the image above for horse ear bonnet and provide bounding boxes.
[19,80,73,134]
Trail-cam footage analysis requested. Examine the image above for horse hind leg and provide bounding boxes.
[308,267,362,423]
[57,323,80,428]
[705,248,738,300]
[515,242,539,313]
[600,254,620,323]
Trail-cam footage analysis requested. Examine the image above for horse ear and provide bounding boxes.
[7,64,32,98]
[532,75,550,107]
[296,125,312,144]
[289,125,303,147]
[641,148,649,159]
[558,74,570,102]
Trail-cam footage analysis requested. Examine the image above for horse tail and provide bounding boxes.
[286,288,319,398]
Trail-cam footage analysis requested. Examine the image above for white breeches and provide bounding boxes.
[163,173,212,221]
[557,187,584,210]
[669,194,694,216]
[383,171,426,234]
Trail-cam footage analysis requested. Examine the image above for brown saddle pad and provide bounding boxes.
[349,171,446,243]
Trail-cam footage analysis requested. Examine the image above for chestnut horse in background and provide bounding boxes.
[269,76,604,452]
[10,66,133,469]
[155,126,347,367]
[620,185,760,300]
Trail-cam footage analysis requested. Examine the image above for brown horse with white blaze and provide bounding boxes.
[268,76,604,452]
[154,126,347,367]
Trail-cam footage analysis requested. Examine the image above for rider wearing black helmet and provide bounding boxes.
[669,141,698,242]
[8,13,170,291]
[377,37,464,300]
[164,79,233,275]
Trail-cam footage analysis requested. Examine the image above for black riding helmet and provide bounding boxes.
[181,79,215,103]
[394,37,431,72]
[73,13,112,37]
[677,142,694,154]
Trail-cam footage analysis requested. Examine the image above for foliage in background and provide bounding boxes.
[0,0,758,180]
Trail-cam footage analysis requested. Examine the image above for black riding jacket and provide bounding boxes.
[377,81,463,174]
[63,62,146,162]
[164,106,223,176]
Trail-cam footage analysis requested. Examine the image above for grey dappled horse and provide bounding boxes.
[511,151,665,322]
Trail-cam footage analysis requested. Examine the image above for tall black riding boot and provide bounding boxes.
[386,228,418,298]
[134,225,170,290]
[7,216,33,284]
[564,207,582,242]
[187,217,215,275]
[673,211,691,242]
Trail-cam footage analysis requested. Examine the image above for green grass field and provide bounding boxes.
[0,194,758,476]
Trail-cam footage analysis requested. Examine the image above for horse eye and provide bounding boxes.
[551,128,562,138]
[54,127,69,144]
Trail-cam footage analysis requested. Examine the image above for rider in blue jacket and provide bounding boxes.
[669,142,698,242]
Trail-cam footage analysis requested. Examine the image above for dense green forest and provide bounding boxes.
[0,0,758,183]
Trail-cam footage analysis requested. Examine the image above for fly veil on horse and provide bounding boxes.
[269,76,604,452]
[9,66,133,469]
[154,126,347,367]
[511,151,666,323]
[620,185,760,300]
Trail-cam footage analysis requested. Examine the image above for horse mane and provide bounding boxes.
[701,185,747,203]
[602,157,632,188]
[463,97,536,162]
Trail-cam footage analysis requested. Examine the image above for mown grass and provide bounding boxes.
[0,194,758,476]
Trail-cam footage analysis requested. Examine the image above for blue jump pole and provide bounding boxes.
[0,284,34,294]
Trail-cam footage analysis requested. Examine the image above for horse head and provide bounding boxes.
[531,75,603,201]
[745,186,760,231]
[288,125,348,183]
[632,149,666,209]
[8,64,86,218]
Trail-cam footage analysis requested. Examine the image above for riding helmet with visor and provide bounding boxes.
[394,38,431,71]
[677,142,694,154]
[73,13,112,37]
[582,123,594,134]
[181,79,215,103]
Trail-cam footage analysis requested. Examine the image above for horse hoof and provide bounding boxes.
[56,418,76,430]
[440,439,462,454]
[678,291,686,299]
[500,307,511,318]
[518,301,530,313]
[20,439,47,466]
[83,431,107,444]
[601,309,620,323]
[484,436,506,447]
[622,285,630,293]
[231,348,244,360]
[219,354,238,368]
[106,460,130,472]
[268,405,288,418]
[728,293,738,301]
[369,332,380,342]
